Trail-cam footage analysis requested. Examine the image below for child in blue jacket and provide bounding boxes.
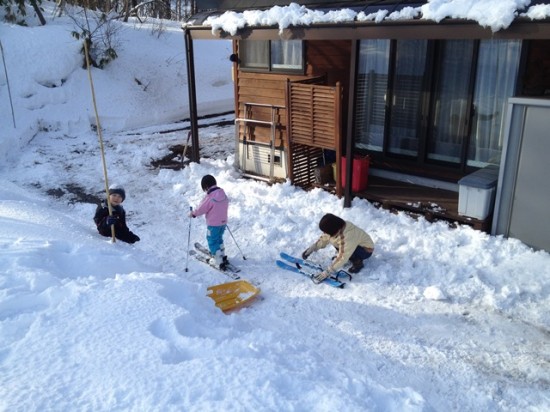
[94,185,140,244]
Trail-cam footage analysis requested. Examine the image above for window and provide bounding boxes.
[355,40,390,152]
[387,40,427,157]
[239,40,303,73]
[468,40,521,167]
[355,39,522,172]
[428,40,475,164]
[240,40,269,70]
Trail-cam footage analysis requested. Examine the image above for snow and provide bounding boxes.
[1,2,550,411]
[202,0,550,34]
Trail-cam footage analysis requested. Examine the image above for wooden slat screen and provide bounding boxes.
[288,144,324,189]
[289,84,337,149]
[286,79,342,196]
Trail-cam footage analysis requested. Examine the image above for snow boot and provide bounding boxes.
[209,250,226,270]
[348,259,364,274]
[220,244,229,269]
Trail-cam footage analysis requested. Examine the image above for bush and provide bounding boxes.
[68,8,120,69]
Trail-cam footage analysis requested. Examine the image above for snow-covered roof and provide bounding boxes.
[184,0,550,36]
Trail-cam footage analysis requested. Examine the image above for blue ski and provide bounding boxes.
[279,252,323,271]
[279,252,352,282]
[275,260,345,289]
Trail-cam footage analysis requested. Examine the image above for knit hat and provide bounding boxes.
[319,213,345,236]
[109,184,126,201]
[201,174,217,191]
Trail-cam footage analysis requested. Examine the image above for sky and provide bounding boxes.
[1,1,550,411]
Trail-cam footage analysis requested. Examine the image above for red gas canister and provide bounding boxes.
[341,156,370,192]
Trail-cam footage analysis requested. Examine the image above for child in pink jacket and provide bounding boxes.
[189,175,229,270]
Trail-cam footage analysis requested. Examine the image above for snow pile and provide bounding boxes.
[0,10,233,165]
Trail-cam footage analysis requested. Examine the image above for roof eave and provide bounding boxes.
[183,18,550,41]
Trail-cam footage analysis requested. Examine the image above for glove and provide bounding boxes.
[188,211,196,218]
[301,247,314,260]
[313,271,331,284]
[106,215,119,225]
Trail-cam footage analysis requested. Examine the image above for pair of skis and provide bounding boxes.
[190,242,241,280]
[191,243,350,288]
[276,253,351,289]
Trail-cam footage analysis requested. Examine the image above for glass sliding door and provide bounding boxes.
[355,40,390,151]
[468,40,522,167]
[353,38,522,174]
[387,40,427,157]
[427,40,474,163]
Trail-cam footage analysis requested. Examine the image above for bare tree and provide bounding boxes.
[68,7,121,68]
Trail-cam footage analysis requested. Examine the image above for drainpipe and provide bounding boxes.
[343,39,359,208]
[184,28,200,163]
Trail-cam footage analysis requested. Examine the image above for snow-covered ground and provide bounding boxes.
[1,2,549,411]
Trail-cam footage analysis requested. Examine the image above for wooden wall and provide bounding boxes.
[234,40,352,149]
[307,40,351,140]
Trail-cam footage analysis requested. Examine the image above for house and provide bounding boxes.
[182,0,550,252]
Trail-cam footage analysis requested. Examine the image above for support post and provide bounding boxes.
[344,40,359,208]
[184,28,200,163]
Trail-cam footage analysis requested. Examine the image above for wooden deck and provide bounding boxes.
[316,175,492,231]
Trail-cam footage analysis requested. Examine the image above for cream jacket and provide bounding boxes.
[308,221,374,273]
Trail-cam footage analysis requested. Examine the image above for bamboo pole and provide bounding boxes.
[83,39,116,242]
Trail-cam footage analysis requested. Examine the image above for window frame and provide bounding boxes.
[238,40,305,74]
[354,38,523,178]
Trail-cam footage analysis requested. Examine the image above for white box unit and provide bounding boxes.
[458,166,499,220]
[237,142,287,179]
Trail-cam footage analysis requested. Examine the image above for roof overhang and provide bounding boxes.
[193,0,426,13]
[184,18,550,41]
[184,0,550,41]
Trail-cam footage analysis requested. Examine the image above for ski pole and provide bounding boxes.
[226,225,246,260]
[0,40,16,128]
[185,206,192,272]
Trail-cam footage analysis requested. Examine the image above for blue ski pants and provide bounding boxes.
[206,225,226,255]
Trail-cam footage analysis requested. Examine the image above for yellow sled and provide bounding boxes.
[206,280,261,313]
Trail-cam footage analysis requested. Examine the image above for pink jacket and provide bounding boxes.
[192,186,229,226]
